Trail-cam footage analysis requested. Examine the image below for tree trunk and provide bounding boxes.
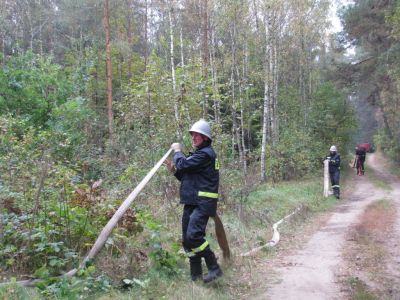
[238,70,247,174]
[144,0,151,132]
[272,31,280,144]
[179,14,185,68]
[261,14,271,182]
[179,10,191,126]
[125,0,133,80]
[210,23,220,124]
[168,5,181,141]
[202,0,209,118]
[39,0,43,56]
[103,0,113,140]
[144,0,149,71]
[261,76,269,182]
[230,21,243,166]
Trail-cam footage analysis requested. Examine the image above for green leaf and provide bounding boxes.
[34,265,50,279]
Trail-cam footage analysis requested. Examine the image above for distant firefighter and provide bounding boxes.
[326,145,341,199]
[353,144,367,176]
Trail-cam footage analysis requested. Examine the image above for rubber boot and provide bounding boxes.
[202,248,223,283]
[333,187,340,199]
[190,258,203,281]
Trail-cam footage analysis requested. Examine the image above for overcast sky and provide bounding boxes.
[328,0,354,33]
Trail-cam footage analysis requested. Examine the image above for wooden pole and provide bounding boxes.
[79,149,173,267]
[213,214,231,260]
[323,159,329,197]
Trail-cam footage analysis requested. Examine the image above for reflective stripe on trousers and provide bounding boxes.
[198,191,218,199]
[185,240,209,257]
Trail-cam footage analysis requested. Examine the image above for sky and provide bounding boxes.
[327,0,356,56]
[328,0,354,33]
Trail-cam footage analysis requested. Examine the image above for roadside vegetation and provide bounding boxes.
[1,172,340,299]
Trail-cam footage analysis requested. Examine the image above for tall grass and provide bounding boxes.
[101,174,339,300]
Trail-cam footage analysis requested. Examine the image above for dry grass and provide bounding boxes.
[352,200,395,240]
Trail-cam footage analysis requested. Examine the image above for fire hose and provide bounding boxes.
[1,149,304,286]
[1,149,231,286]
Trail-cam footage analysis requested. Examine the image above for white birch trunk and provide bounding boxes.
[210,26,220,125]
[204,0,210,119]
[230,23,243,166]
[179,19,184,68]
[178,11,191,126]
[273,33,279,143]
[168,5,181,140]
[261,14,271,182]
[236,63,247,175]
[261,77,269,182]
[268,35,274,142]
[239,86,247,174]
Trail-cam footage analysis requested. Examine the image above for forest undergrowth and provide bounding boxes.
[0,163,341,299]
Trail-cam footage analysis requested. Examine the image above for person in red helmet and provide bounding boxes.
[354,145,366,175]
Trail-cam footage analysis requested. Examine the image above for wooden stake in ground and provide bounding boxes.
[213,214,231,260]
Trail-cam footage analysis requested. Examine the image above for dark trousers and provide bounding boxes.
[182,204,219,270]
[182,205,209,251]
[330,171,340,197]
[360,158,365,172]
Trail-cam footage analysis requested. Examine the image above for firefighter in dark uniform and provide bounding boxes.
[355,145,366,175]
[327,145,341,199]
[164,119,223,283]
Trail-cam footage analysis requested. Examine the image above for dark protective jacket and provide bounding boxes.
[173,142,219,207]
[355,148,366,162]
[327,152,341,173]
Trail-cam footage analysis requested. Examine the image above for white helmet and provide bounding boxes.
[189,119,212,140]
[330,145,337,152]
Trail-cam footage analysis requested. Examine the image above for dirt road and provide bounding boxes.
[254,153,400,300]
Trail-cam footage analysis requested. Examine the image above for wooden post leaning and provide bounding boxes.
[76,148,174,269]
[213,214,231,260]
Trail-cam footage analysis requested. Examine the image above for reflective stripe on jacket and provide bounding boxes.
[173,143,219,206]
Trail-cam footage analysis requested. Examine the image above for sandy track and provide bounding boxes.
[254,153,399,300]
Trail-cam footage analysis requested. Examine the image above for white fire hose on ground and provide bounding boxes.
[1,148,306,286]
[240,206,302,257]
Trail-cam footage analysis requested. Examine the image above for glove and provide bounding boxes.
[163,159,177,174]
[171,143,182,152]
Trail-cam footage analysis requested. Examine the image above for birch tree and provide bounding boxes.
[103,0,114,140]
[167,2,182,141]
[260,8,272,182]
